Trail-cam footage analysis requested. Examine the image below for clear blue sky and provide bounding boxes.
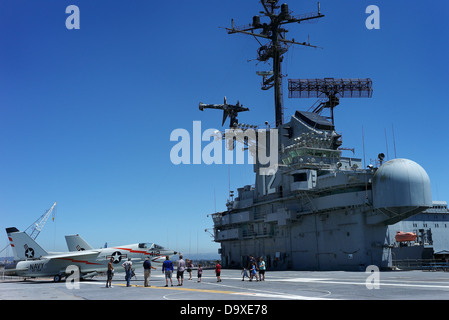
[1,0,448,255]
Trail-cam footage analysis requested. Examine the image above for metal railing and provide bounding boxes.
[392,259,449,271]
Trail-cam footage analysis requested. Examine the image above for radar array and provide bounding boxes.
[288,78,373,124]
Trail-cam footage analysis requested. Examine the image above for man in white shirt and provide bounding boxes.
[122,258,133,287]
[176,254,186,286]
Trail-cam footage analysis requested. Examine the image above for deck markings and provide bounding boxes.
[111,281,334,300]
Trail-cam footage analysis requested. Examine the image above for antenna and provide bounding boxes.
[362,126,366,170]
[214,188,217,213]
[225,0,325,127]
[362,125,368,200]
[384,128,389,160]
[288,78,373,124]
[392,123,397,158]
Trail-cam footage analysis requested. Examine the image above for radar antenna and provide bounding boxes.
[288,78,373,124]
[226,1,325,127]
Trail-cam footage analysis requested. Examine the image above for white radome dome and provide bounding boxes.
[372,158,432,210]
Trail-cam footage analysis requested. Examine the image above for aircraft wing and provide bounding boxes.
[44,250,101,261]
[199,103,225,111]
[3,267,28,275]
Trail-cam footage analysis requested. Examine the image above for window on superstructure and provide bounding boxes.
[293,173,307,182]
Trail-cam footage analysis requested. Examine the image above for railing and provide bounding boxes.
[392,259,449,271]
[242,229,273,238]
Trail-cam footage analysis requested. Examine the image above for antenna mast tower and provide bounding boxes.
[25,202,57,240]
[226,0,324,127]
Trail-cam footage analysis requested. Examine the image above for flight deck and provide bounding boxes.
[2,269,449,301]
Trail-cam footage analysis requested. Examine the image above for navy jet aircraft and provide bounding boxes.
[5,227,177,282]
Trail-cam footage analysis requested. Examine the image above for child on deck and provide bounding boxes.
[249,262,259,281]
[241,267,249,281]
[197,264,203,283]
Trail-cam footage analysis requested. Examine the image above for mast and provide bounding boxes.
[226,1,324,127]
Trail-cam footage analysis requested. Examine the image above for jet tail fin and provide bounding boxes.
[65,234,93,251]
[6,227,48,260]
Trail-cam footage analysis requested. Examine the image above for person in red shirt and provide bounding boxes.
[215,260,222,282]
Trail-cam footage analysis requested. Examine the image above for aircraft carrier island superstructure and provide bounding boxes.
[201,1,433,271]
